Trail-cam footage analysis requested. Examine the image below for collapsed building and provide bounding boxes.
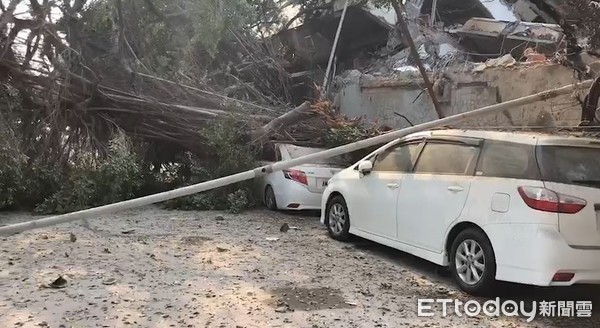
[276,0,600,129]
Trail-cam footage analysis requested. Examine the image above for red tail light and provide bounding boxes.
[283,169,308,185]
[552,272,575,282]
[518,186,587,214]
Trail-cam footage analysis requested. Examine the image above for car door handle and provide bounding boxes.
[387,183,400,189]
[447,185,464,192]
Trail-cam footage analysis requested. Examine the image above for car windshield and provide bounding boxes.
[537,145,600,188]
[283,144,352,167]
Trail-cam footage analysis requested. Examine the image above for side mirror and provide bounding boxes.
[358,160,373,175]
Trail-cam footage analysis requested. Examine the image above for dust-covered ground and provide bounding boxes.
[1,207,599,327]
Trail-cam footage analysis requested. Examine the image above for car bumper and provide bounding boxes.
[319,187,334,224]
[276,182,323,210]
[486,223,600,286]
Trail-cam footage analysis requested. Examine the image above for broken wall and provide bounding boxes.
[335,64,584,129]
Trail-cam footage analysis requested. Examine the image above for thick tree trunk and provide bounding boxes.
[251,101,312,141]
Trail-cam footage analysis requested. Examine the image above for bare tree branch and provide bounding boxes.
[0,0,22,30]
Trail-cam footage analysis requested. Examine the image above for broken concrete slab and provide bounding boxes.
[473,54,517,73]
[451,18,565,59]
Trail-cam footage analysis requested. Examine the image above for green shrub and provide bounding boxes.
[163,121,258,212]
[0,108,26,210]
[34,133,143,214]
[227,188,253,214]
[323,125,381,163]
[324,125,373,148]
[18,165,64,208]
[0,149,25,210]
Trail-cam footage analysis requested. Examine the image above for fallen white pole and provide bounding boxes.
[0,79,592,236]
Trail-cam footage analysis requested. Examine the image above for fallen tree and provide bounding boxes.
[0,79,593,235]
[0,0,340,166]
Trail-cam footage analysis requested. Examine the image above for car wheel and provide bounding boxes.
[450,228,497,295]
[325,195,351,241]
[264,185,277,211]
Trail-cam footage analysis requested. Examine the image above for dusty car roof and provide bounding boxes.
[406,129,600,146]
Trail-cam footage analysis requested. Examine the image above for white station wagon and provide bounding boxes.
[320,129,600,295]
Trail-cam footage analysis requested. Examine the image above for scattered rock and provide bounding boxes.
[345,301,358,306]
[275,306,289,313]
[380,282,392,290]
[215,215,225,221]
[40,235,49,240]
[64,252,69,258]
[69,232,77,242]
[359,290,374,297]
[48,276,68,289]
[8,261,13,265]
[216,247,229,253]
[121,229,135,235]
[265,237,280,241]
[37,322,48,327]
[280,223,289,233]
[102,277,117,285]
[436,286,449,295]
[275,299,294,313]
[102,248,111,254]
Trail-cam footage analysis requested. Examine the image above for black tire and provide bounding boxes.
[325,195,351,241]
[264,185,278,211]
[450,228,497,296]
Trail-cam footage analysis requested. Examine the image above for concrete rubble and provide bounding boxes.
[450,18,565,58]
[275,0,600,130]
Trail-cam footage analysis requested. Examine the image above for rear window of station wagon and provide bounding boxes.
[537,146,600,188]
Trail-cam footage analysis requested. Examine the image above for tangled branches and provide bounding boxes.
[0,0,379,175]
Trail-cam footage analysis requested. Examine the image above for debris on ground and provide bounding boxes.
[0,208,597,327]
[69,233,77,242]
[380,282,392,290]
[473,54,517,73]
[280,223,290,233]
[524,48,548,63]
[102,277,117,285]
[47,276,68,289]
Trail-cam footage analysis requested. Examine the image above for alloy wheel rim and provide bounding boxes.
[328,203,346,234]
[266,189,274,208]
[455,239,485,285]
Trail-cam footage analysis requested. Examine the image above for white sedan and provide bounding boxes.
[321,129,600,295]
[257,143,350,210]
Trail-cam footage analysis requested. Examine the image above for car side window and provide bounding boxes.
[475,141,540,179]
[414,142,478,175]
[372,143,421,172]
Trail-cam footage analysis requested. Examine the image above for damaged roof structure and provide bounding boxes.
[278,0,575,75]
[276,0,600,129]
[276,0,575,94]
